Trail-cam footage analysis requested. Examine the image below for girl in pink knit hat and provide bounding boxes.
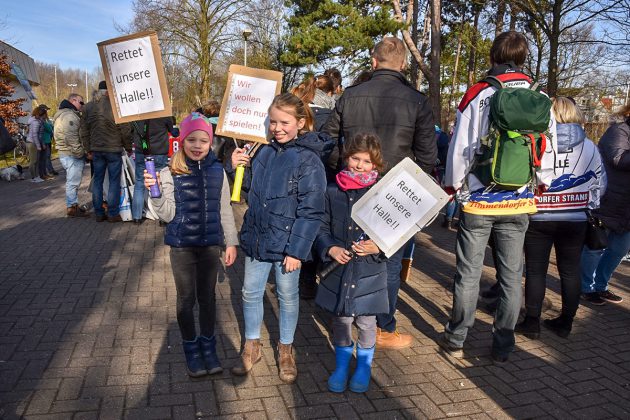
[144,112,238,377]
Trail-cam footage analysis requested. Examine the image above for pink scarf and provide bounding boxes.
[335,169,378,191]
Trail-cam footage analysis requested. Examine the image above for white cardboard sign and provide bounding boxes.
[98,31,172,123]
[104,36,163,116]
[216,65,283,143]
[352,158,449,257]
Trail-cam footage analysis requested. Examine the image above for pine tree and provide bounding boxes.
[282,0,402,68]
[0,54,27,135]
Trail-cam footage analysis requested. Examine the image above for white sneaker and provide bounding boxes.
[31,177,44,183]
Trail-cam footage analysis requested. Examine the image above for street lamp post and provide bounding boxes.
[67,83,77,93]
[243,29,252,67]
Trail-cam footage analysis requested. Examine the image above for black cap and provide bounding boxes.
[98,80,107,90]
[38,104,51,110]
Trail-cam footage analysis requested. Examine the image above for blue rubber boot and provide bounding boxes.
[199,335,223,375]
[327,343,354,393]
[349,345,375,393]
[182,338,207,377]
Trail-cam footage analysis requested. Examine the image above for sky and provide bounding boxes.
[1,0,135,71]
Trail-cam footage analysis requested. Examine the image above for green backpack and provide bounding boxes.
[472,76,552,190]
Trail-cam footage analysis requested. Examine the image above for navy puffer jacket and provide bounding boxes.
[165,153,224,247]
[314,183,388,317]
[239,132,332,262]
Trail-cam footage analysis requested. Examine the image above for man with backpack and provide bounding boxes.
[439,31,557,363]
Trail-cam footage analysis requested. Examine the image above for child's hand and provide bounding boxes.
[231,147,251,168]
[329,246,352,264]
[225,246,237,266]
[352,240,380,256]
[143,169,160,190]
[283,255,301,272]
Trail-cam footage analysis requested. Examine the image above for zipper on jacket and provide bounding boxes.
[200,161,207,245]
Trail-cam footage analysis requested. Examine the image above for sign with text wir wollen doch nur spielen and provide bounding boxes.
[215,65,283,144]
[351,158,450,258]
[97,31,172,124]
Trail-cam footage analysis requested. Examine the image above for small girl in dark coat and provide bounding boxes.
[314,133,388,393]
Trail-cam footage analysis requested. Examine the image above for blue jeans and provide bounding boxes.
[581,230,630,293]
[59,155,85,206]
[444,212,529,356]
[445,198,458,220]
[376,238,411,332]
[92,152,123,217]
[132,152,169,220]
[242,257,300,344]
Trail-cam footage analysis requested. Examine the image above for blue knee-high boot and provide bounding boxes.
[327,343,354,393]
[199,335,223,375]
[349,345,375,393]
[182,338,207,377]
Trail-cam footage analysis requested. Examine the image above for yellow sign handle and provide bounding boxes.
[231,165,245,202]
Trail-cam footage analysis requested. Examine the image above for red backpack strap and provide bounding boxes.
[527,133,547,168]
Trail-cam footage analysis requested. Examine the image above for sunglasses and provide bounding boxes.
[79,101,85,105]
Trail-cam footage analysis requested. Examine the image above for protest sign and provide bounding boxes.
[351,158,450,257]
[216,65,283,143]
[97,31,172,123]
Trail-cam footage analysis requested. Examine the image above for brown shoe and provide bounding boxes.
[107,215,123,223]
[231,339,262,376]
[67,204,89,218]
[278,342,297,383]
[375,328,413,349]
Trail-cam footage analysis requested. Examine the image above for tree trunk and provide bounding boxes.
[391,0,430,84]
[546,0,563,96]
[447,17,464,125]
[467,4,481,88]
[410,0,420,88]
[509,3,518,31]
[495,0,506,36]
[429,0,441,125]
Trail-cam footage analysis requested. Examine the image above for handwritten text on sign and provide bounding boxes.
[104,36,164,117]
[223,74,277,138]
[355,171,438,249]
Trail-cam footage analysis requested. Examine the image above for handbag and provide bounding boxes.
[585,212,608,250]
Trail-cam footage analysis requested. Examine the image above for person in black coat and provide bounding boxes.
[314,133,388,394]
[581,103,630,304]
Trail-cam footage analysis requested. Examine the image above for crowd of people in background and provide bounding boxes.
[7,30,630,394]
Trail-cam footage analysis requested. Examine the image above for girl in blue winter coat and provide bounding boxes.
[230,93,331,383]
[144,112,238,377]
[314,132,388,393]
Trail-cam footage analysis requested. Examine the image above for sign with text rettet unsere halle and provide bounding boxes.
[351,158,450,257]
[97,31,172,124]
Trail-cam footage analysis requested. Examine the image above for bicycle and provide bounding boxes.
[12,124,29,166]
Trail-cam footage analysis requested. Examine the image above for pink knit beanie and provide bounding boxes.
[179,112,214,141]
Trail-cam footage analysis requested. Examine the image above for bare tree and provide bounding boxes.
[511,0,624,96]
[121,0,251,102]
[391,0,441,124]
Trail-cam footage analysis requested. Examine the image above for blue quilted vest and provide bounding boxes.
[165,154,224,247]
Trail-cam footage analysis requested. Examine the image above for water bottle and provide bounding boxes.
[145,156,161,198]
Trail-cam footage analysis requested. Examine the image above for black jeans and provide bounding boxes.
[37,148,48,178]
[524,220,587,319]
[170,246,221,341]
